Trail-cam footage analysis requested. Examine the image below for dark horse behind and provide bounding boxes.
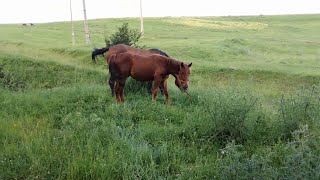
[91,45,170,64]
[108,52,192,104]
[91,44,170,95]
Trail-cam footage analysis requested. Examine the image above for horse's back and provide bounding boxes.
[108,44,162,57]
[115,44,153,56]
[107,44,126,59]
[130,54,169,81]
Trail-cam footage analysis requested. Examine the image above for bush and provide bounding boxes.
[105,23,143,48]
[196,88,268,144]
[276,86,320,140]
[217,141,276,180]
[279,125,320,180]
[216,125,320,180]
[0,65,26,91]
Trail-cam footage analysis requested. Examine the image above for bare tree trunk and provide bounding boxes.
[140,0,144,36]
[82,0,90,45]
[70,0,75,46]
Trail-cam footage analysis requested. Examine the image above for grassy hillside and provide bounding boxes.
[1,14,320,179]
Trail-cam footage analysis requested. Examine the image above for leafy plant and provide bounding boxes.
[105,23,143,48]
[197,88,266,144]
[279,125,320,180]
[0,66,26,91]
[217,141,276,180]
[276,86,320,140]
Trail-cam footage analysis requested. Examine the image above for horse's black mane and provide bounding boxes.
[148,48,170,57]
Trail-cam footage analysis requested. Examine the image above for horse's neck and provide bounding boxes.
[166,58,180,76]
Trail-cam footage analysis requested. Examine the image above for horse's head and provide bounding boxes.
[176,62,192,92]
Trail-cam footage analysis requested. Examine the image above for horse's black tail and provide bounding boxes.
[108,54,118,96]
[91,47,109,63]
[148,48,170,57]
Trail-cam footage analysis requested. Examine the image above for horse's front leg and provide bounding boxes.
[152,77,161,103]
[160,75,168,96]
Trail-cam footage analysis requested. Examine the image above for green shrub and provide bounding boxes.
[196,88,269,144]
[0,70,26,91]
[276,86,320,140]
[105,23,143,48]
[215,125,320,180]
[279,125,320,180]
[217,141,277,180]
[250,125,320,180]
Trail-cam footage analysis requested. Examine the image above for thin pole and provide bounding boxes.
[139,0,144,36]
[82,0,90,45]
[70,0,75,46]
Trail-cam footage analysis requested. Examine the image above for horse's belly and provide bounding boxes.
[130,66,155,81]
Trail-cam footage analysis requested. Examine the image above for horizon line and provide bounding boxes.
[1,13,319,25]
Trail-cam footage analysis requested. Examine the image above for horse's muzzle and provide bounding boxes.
[182,84,188,91]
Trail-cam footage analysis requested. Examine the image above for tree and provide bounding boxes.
[105,23,143,48]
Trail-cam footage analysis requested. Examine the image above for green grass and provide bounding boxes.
[1,14,320,179]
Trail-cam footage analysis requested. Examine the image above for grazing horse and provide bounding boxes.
[30,23,35,26]
[108,52,192,104]
[92,44,170,95]
[22,23,27,26]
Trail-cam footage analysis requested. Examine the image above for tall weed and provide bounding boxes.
[196,88,269,144]
[275,86,320,140]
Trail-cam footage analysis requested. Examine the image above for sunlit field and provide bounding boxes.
[1,14,320,179]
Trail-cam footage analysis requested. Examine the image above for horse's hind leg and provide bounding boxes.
[114,81,120,103]
[120,79,127,103]
[147,81,153,94]
[108,58,118,97]
[115,80,125,103]
[159,82,164,95]
[108,76,116,96]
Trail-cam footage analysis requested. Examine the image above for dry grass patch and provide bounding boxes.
[163,17,268,30]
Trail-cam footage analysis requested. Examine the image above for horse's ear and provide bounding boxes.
[181,62,184,67]
[188,63,192,67]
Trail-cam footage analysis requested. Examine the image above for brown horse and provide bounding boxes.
[92,44,170,95]
[108,52,192,104]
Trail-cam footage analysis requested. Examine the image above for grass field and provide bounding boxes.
[1,14,320,179]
